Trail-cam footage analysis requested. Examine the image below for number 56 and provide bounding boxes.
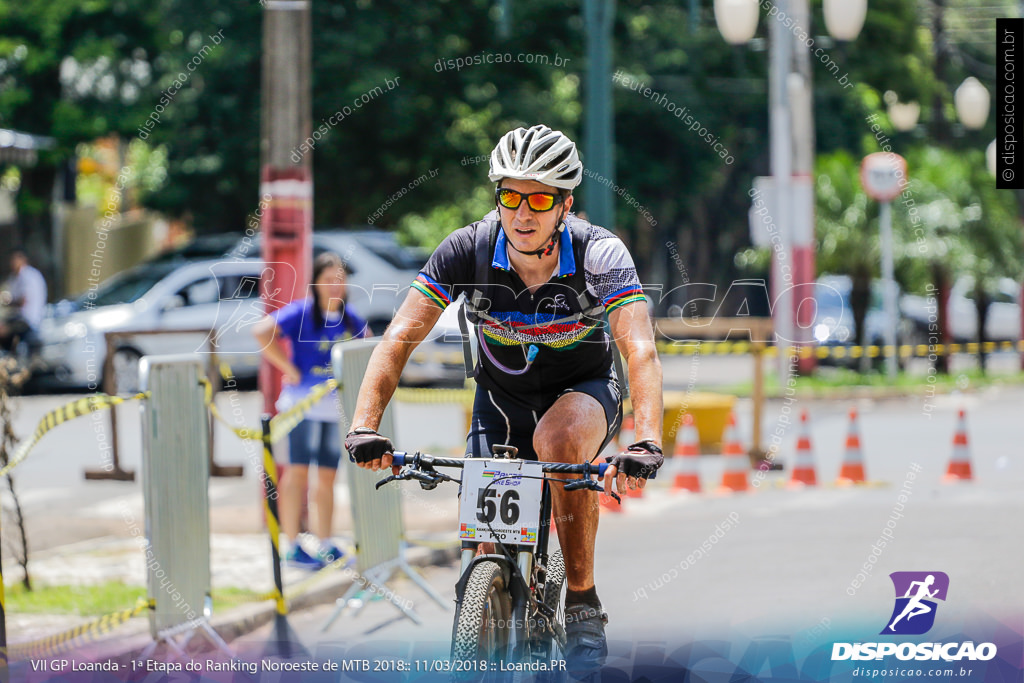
[476,488,520,524]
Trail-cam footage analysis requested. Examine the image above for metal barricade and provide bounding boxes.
[138,354,231,659]
[323,339,448,630]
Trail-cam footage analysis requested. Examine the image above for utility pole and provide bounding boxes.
[789,0,816,375]
[768,0,794,376]
[929,0,952,373]
[260,0,313,413]
[764,0,816,377]
[583,0,616,233]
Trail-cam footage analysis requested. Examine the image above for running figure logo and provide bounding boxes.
[881,571,950,635]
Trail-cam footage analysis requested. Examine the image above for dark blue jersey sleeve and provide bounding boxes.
[410,225,476,309]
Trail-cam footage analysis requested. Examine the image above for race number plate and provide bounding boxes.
[458,459,544,547]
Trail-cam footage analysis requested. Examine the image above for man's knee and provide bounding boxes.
[533,430,585,463]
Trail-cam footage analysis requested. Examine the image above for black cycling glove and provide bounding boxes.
[344,428,394,464]
[605,440,664,479]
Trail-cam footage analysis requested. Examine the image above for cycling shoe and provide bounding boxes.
[563,604,608,680]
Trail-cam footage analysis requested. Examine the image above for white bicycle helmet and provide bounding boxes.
[488,124,583,190]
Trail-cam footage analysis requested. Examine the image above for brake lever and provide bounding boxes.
[406,469,443,491]
[375,473,401,490]
[562,478,621,504]
[376,467,457,491]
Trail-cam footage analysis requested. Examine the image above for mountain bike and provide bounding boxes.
[374,445,617,678]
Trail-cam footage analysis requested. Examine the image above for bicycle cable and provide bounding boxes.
[476,470,611,567]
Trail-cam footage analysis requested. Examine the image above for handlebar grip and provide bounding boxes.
[594,461,658,479]
[391,451,407,467]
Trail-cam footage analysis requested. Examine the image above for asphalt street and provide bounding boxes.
[2,355,1020,666]
[224,383,1023,668]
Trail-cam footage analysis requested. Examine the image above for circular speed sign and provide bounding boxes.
[860,152,907,202]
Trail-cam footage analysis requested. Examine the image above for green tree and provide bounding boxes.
[813,150,876,353]
[0,0,163,267]
[895,146,1022,371]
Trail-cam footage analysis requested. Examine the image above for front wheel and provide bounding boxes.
[533,549,566,660]
[451,560,512,676]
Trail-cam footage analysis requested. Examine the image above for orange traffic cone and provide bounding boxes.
[672,413,702,493]
[599,492,623,514]
[718,413,749,492]
[789,410,818,487]
[943,409,973,482]
[837,408,866,484]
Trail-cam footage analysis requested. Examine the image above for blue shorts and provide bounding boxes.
[287,420,341,469]
[466,375,623,461]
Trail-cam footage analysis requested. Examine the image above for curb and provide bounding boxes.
[12,544,461,668]
[211,543,461,645]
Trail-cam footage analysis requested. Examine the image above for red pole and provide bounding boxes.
[260,2,313,415]
[259,167,312,414]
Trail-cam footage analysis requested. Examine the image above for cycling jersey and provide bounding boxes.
[411,210,644,411]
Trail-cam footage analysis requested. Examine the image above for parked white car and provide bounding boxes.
[226,229,429,333]
[36,259,266,392]
[901,276,1021,343]
[34,257,468,393]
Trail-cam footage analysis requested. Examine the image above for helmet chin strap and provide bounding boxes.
[502,206,568,259]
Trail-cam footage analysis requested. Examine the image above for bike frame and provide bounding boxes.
[388,451,609,659]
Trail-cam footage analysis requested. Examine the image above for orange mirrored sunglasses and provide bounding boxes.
[495,187,564,213]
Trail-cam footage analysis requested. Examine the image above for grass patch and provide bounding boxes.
[210,587,268,611]
[4,582,146,616]
[4,582,266,616]
[722,368,1024,398]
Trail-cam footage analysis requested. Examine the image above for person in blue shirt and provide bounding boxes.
[253,252,369,569]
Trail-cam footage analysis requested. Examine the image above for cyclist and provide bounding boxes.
[345,124,664,675]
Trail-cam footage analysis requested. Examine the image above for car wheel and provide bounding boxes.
[111,347,143,395]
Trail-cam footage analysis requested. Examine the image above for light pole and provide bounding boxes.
[721,0,866,374]
[583,0,616,232]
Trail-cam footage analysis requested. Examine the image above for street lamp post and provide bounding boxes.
[722,0,866,375]
[583,0,616,232]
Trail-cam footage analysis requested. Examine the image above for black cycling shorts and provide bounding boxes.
[466,375,623,461]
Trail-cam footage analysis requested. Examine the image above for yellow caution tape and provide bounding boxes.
[0,392,149,478]
[204,377,338,443]
[8,597,153,660]
[655,340,1024,358]
[259,425,287,616]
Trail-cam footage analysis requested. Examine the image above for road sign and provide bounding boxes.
[860,152,907,203]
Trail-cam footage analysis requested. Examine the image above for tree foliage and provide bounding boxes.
[0,0,1016,305]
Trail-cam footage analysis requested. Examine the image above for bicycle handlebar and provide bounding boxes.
[391,451,611,478]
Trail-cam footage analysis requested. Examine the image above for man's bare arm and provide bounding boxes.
[605,301,663,491]
[350,289,444,433]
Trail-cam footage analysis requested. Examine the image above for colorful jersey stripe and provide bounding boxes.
[603,285,645,312]
[411,273,452,309]
[481,317,599,350]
